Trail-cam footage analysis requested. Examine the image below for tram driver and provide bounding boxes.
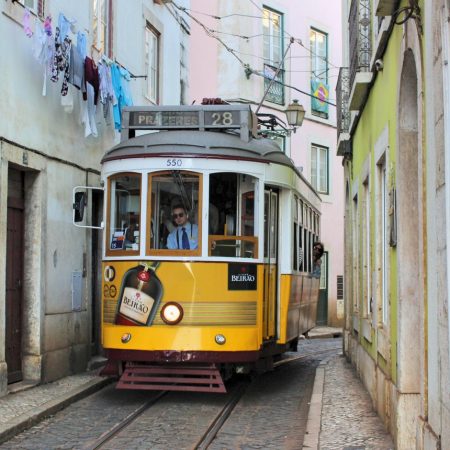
[166,204,198,250]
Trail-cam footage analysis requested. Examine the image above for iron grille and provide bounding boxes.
[336,67,350,136]
[264,64,285,105]
[337,275,344,300]
[349,0,372,88]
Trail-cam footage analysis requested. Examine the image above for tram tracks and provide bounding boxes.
[81,391,167,450]
[81,345,341,450]
[80,382,249,450]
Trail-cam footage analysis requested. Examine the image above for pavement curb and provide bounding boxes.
[0,376,113,445]
[302,365,325,450]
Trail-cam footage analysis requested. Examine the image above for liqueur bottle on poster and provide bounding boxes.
[115,262,162,326]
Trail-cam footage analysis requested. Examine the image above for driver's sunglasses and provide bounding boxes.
[173,212,185,219]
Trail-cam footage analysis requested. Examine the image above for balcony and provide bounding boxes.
[264,64,285,105]
[348,0,373,111]
[336,67,352,158]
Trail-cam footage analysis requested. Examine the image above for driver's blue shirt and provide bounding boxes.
[167,222,198,250]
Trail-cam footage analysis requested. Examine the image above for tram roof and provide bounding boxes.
[102,130,321,202]
[103,129,292,168]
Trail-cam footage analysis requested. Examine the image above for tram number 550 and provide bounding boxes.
[211,112,233,126]
[166,159,182,167]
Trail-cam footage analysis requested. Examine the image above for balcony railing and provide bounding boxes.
[264,64,285,105]
[336,67,350,135]
[349,0,372,88]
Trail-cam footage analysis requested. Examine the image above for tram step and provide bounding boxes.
[116,362,227,393]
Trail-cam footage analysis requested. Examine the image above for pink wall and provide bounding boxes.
[189,1,344,326]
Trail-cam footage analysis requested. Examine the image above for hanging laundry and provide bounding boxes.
[57,12,76,44]
[76,32,87,61]
[98,58,116,124]
[43,15,52,36]
[82,57,100,138]
[111,63,134,131]
[83,57,100,105]
[68,46,84,90]
[51,27,72,96]
[61,84,74,113]
[32,18,54,96]
[23,9,33,37]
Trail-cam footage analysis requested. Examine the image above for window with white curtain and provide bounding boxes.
[310,28,328,83]
[145,23,160,104]
[263,7,284,104]
[92,0,109,54]
[311,144,329,194]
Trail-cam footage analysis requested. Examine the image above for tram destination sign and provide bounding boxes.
[128,109,242,129]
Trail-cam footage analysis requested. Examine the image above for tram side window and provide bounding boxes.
[209,172,258,258]
[108,174,141,252]
[148,171,201,252]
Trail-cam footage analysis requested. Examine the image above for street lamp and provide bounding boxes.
[285,99,306,132]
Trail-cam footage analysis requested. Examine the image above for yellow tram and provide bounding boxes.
[76,104,321,393]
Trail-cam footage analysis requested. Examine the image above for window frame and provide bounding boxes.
[18,0,44,17]
[310,27,328,83]
[145,22,160,104]
[262,6,285,105]
[310,27,329,118]
[92,0,111,56]
[311,143,330,194]
[105,172,142,257]
[146,171,202,257]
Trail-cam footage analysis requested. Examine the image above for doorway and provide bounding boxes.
[6,168,25,384]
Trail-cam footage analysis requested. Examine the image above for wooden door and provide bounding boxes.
[6,169,25,383]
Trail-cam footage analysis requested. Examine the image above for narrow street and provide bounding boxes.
[0,339,341,449]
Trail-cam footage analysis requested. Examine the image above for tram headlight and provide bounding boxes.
[161,302,184,325]
[215,334,226,345]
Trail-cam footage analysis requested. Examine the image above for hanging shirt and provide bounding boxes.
[57,13,76,43]
[111,63,133,130]
[50,27,72,96]
[76,32,87,60]
[83,57,99,105]
[68,46,84,90]
[98,61,115,122]
[167,223,199,250]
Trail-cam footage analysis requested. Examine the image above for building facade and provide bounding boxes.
[339,0,450,447]
[189,0,344,327]
[0,0,189,395]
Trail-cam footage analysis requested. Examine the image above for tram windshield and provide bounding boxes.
[148,171,201,254]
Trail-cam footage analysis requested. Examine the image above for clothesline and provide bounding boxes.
[24,9,135,137]
[114,59,148,80]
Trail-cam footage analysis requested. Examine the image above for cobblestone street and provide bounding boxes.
[0,336,396,449]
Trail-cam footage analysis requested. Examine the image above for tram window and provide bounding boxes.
[299,225,304,271]
[293,224,298,271]
[147,171,201,253]
[107,173,141,253]
[209,173,258,258]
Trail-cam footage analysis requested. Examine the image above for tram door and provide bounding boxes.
[263,188,278,340]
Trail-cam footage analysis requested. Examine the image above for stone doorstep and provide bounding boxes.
[7,380,39,395]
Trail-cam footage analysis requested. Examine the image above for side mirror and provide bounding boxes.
[73,192,86,222]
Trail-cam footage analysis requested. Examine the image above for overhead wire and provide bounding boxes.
[171,1,338,107]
